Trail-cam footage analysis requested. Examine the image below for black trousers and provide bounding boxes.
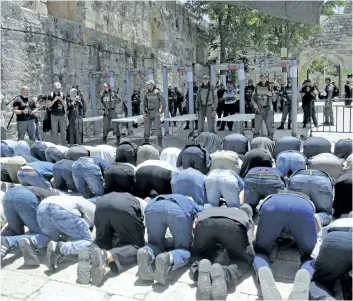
[220,103,238,130]
[333,174,352,217]
[245,104,255,128]
[94,192,145,272]
[104,163,135,194]
[174,101,183,117]
[303,103,318,126]
[191,217,254,289]
[216,103,224,126]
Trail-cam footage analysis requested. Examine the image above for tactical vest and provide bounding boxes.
[256,84,271,107]
[284,87,292,103]
[145,89,160,110]
[102,91,114,110]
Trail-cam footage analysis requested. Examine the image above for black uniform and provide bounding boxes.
[131,92,141,128]
[174,88,184,117]
[244,85,255,128]
[216,87,226,127]
[300,85,318,127]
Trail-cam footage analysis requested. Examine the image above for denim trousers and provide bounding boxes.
[35,120,42,141]
[72,157,104,198]
[36,203,93,255]
[13,141,31,157]
[253,193,317,274]
[51,114,67,145]
[30,141,47,161]
[1,186,46,249]
[244,170,285,210]
[1,142,14,157]
[53,160,76,192]
[171,168,207,206]
[276,150,307,177]
[288,169,333,226]
[143,199,193,271]
[45,147,65,163]
[17,169,52,189]
[205,169,241,208]
[17,120,36,141]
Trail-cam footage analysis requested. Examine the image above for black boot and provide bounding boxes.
[184,122,190,130]
[288,122,291,130]
[277,123,284,130]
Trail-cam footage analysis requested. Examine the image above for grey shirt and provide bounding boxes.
[308,153,344,182]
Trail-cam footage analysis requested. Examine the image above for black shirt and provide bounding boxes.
[26,186,61,201]
[217,88,226,101]
[132,93,141,108]
[239,148,273,178]
[48,91,65,116]
[300,85,316,106]
[13,96,36,121]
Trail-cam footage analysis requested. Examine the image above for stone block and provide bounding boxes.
[270,259,299,280]
[144,282,197,301]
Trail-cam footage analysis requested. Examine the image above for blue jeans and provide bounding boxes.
[36,203,93,255]
[17,169,52,189]
[1,142,14,157]
[1,186,48,249]
[30,141,47,161]
[45,147,65,163]
[205,169,241,208]
[13,141,31,157]
[35,119,42,141]
[288,169,333,226]
[276,150,307,177]
[143,199,193,271]
[244,169,285,210]
[53,160,76,192]
[72,157,104,198]
[171,168,206,205]
[254,193,317,275]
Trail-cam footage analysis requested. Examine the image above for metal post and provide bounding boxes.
[89,73,99,134]
[290,61,298,137]
[148,70,154,81]
[187,67,194,114]
[125,71,132,118]
[210,64,217,87]
[260,62,265,75]
[163,66,169,136]
[109,71,115,89]
[238,63,245,114]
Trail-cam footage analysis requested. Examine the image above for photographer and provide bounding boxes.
[300,79,318,128]
[13,86,38,141]
[67,86,86,145]
[48,82,67,145]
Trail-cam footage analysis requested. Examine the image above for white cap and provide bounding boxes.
[146,80,155,86]
[103,83,109,87]
[54,82,61,89]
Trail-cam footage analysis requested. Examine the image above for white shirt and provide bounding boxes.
[223,89,237,104]
[84,145,117,164]
[160,147,182,169]
[136,160,176,172]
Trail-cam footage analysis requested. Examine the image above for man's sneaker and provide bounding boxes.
[1,237,10,260]
[258,266,283,300]
[90,247,106,286]
[45,241,62,272]
[211,263,228,300]
[77,248,91,284]
[288,269,310,300]
[154,252,172,285]
[137,248,154,281]
[314,214,323,233]
[19,238,40,267]
[196,259,212,300]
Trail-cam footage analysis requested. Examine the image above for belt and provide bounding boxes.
[107,108,115,111]
[148,108,157,111]
[246,172,282,180]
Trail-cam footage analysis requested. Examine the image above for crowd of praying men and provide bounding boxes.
[0,134,352,300]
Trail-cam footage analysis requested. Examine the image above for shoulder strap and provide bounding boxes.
[205,86,211,105]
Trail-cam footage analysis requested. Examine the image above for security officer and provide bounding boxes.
[184,82,199,130]
[277,79,292,130]
[251,74,275,140]
[300,79,318,128]
[132,90,141,128]
[245,79,255,128]
[168,86,177,127]
[174,87,184,117]
[100,83,120,144]
[320,77,334,126]
[143,80,165,147]
[216,83,226,127]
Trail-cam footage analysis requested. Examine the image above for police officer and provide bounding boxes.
[251,75,275,140]
[216,83,226,127]
[100,83,120,144]
[184,82,199,130]
[277,79,292,130]
[320,77,334,125]
[132,90,141,128]
[168,86,177,127]
[174,87,184,117]
[245,79,255,128]
[300,79,318,128]
[143,80,165,147]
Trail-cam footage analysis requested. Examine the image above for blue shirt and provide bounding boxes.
[92,157,111,175]
[146,194,203,218]
[26,161,54,180]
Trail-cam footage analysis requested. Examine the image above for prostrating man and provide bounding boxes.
[307,153,344,183]
[17,161,54,189]
[160,147,182,169]
[52,159,77,192]
[77,192,145,285]
[222,133,249,159]
[219,82,238,131]
[276,150,307,178]
[277,79,293,130]
[143,80,165,148]
[1,139,31,158]
[176,144,211,175]
[45,144,68,163]
[100,83,120,144]
[196,75,217,135]
[251,75,275,140]
[0,186,61,264]
[48,82,67,145]
[210,150,242,174]
[332,172,352,217]
[310,217,352,300]
[136,142,161,165]
[195,132,222,154]
[137,194,203,284]
[103,163,136,194]
[300,79,318,128]
[303,136,331,158]
[274,136,301,158]
[191,205,254,300]
[250,136,275,157]
[239,148,274,178]
[334,138,352,160]
[115,141,139,166]
[254,191,317,300]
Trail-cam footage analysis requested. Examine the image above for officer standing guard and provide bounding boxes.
[100,83,121,144]
[245,79,255,128]
[277,79,292,130]
[143,80,165,147]
[251,74,275,140]
[320,77,335,126]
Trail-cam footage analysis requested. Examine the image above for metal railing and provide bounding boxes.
[309,99,353,134]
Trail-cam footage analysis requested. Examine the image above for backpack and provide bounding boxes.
[333,85,340,98]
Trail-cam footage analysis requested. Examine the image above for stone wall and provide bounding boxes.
[1,0,208,138]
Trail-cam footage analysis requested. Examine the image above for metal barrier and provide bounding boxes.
[309,99,352,134]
